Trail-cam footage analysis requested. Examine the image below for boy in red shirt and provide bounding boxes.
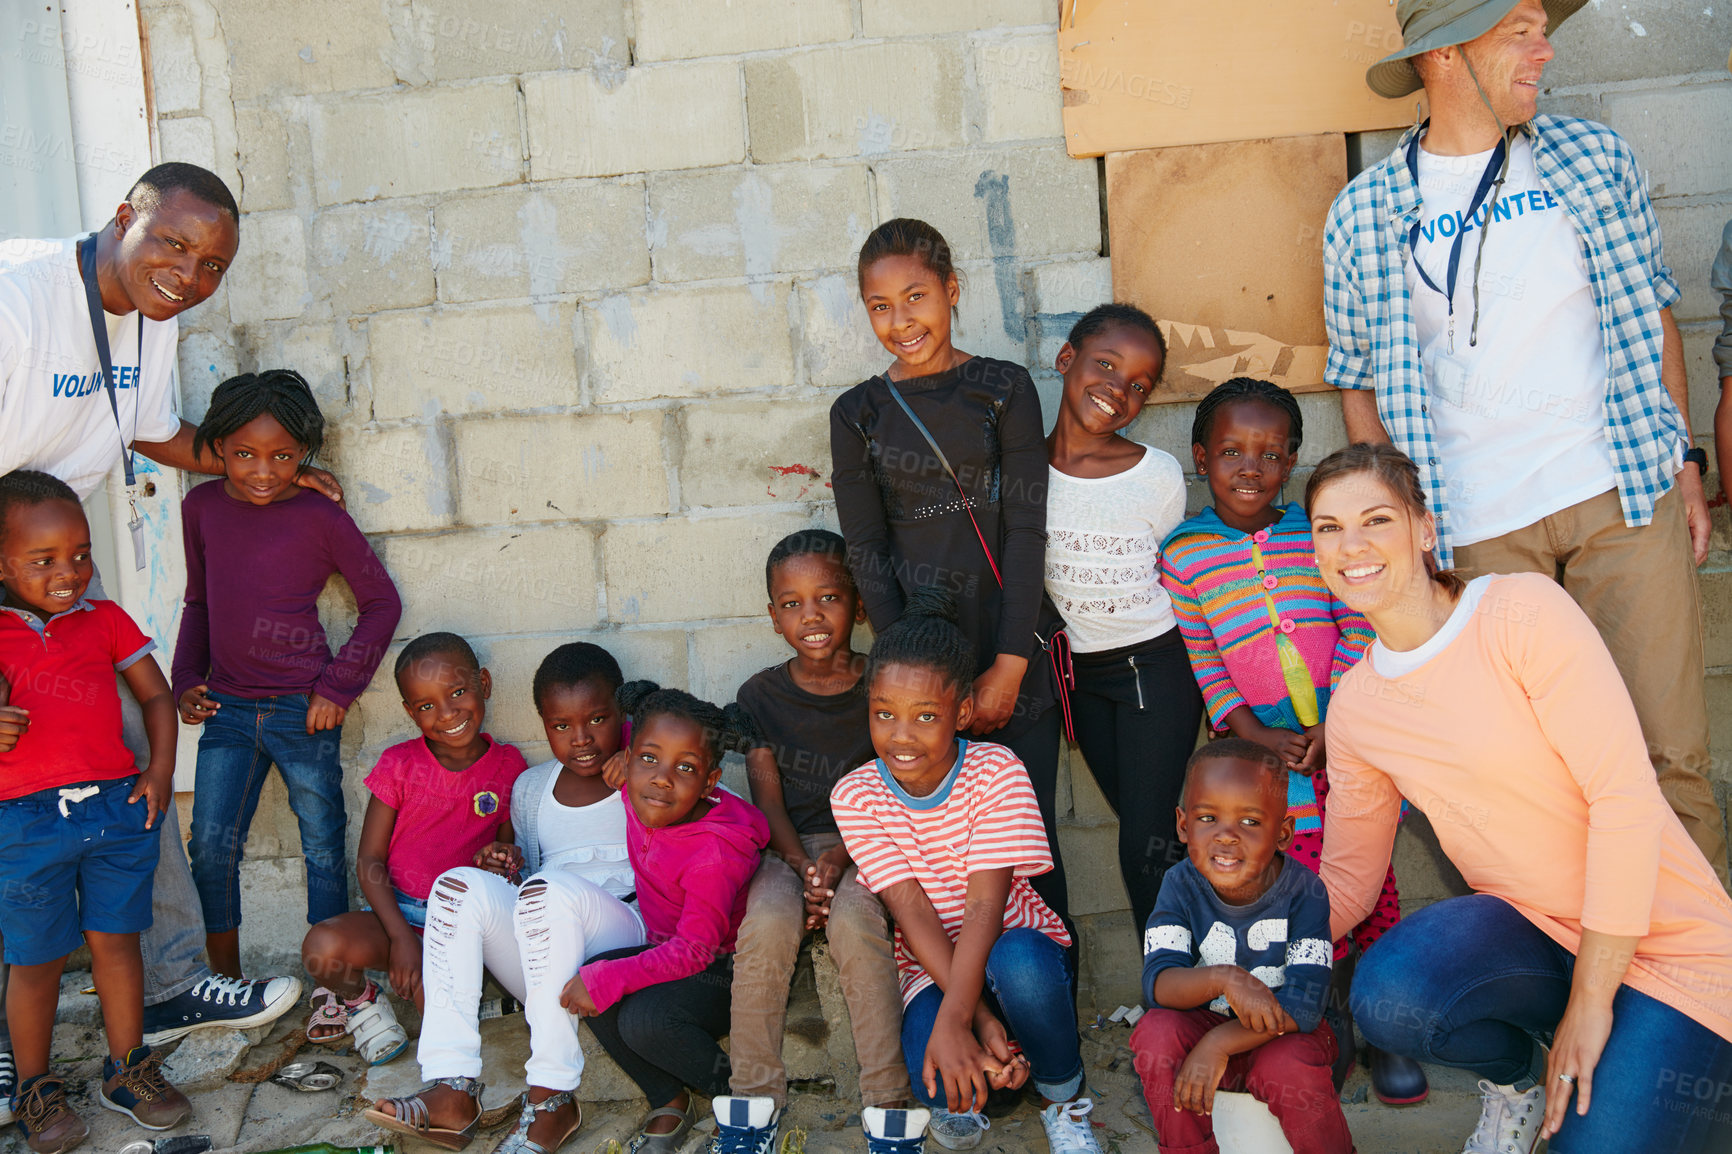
[0,469,190,1153]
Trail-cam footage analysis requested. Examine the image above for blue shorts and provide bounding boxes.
[0,776,159,965]
[362,889,428,934]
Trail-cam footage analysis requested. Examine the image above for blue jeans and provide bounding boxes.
[902,929,1083,1109]
[187,692,349,932]
[1352,894,1732,1154]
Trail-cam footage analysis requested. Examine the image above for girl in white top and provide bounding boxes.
[1042,304,1202,934]
[368,644,646,1154]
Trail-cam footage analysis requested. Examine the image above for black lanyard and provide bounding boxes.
[1405,127,1509,351]
[76,233,142,489]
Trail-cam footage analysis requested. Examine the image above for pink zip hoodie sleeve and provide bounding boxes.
[580,789,769,1013]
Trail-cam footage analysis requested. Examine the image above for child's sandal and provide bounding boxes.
[305,982,409,1065]
[627,1101,695,1154]
[496,1090,582,1154]
[363,1076,485,1151]
[305,986,352,1045]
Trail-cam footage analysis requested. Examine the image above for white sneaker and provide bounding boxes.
[863,1106,931,1154]
[927,1108,989,1151]
[0,1049,13,1126]
[709,1095,779,1154]
[1461,1079,1545,1154]
[1039,1098,1102,1154]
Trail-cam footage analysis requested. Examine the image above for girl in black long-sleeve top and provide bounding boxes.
[828,218,1069,925]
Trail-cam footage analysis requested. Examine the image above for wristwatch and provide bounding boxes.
[1684,447,1709,475]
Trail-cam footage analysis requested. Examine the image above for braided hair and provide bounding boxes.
[615,681,760,767]
[1066,302,1167,380]
[193,370,325,467]
[1190,376,1303,453]
[532,642,624,713]
[0,469,81,547]
[764,528,851,597]
[864,584,976,696]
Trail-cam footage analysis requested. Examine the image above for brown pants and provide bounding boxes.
[727,833,909,1108]
[1454,486,1730,888]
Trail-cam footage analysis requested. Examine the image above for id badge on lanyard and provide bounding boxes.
[1406,127,1508,356]
[77,234,146,570]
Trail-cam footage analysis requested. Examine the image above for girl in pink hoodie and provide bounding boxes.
[567,681,770,1154]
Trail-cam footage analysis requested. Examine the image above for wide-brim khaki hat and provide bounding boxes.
[1367,0,1588,99]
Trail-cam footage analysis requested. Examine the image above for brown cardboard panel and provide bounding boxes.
[1059,0,1415,157]
[1107,134,1346,402]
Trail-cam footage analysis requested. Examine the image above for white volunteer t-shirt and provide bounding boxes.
[1405,134,1618,547]
[0,236,181,499]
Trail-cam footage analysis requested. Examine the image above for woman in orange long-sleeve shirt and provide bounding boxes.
[1305,444,1732,1154]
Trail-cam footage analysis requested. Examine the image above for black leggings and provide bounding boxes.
[1001,707,1067,927]
[1068,629,1203,933]
[583,946,734,1106]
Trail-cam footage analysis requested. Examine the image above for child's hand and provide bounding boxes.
[801,846,848,929]
[972,1006,1029,1091]
[967,656,1026,735]
[128,765,174,830]
[1244,720,1309,770]
[387,932,423,1002]
[601,749,629,790]
[1219,967,1293,1036]
[474,841,524,878]
[0,675,28,753]
[1172,1038,1230,1115]
[560,973,599,1017]
[1299,723,1328,775]
[305,692,347,734]
[178,684,220,726]
[923,1009,997,1113]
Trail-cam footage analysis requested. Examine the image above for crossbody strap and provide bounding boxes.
[880,374,1003,589]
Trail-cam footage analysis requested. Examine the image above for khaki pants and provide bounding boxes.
[728,833,909,1108]
[1455,486,1730,888]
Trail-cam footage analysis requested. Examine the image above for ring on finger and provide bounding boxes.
[1557,1073,1577,1084]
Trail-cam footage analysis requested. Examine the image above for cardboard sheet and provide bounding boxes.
[1106,134,1347,403]
[1059,0,1415,157]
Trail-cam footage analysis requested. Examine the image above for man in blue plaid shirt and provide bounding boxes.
[1323,0,1728,890]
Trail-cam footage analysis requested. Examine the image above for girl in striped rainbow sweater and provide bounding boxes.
[1158,377,1425,1106]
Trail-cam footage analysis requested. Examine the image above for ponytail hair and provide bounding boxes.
[1303,442,1465,598]
[864,584,977,696]
[857,217,962,298]
[615,680,761,766]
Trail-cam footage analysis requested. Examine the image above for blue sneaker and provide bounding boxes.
[708,1095,779,1154]
[863,1107,930,1154]
[141,974,302,1046]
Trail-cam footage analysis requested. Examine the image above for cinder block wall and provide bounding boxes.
[139,0,1732,1010]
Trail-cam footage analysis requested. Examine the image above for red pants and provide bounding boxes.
[1130,1007,1355,1154]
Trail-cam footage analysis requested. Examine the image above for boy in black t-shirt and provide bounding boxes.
[711,531,912,1153]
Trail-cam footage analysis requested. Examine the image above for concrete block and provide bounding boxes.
[1057,822,1132,917]
[861,0,1052,36]
[679,398,832,507]
[1074,909,1142,1015]
[407,0,629,83]
[177,330,240,413]
[746,42,965,163]
[688,620,800,705]
[796,274,887,388]
[633,0,852,61]
[1389,811,1472,905]
[236,855,316,970]
[871,145,1101,263]
[1706,566,1732,670]
[217,0,400,101]
[648,165,872,282]
[310,83,523,206]
[1029,257,1115,367]
[236,105,297,213]
[1706,673,1732,785]
[434,180,650,303]
[604,511,813,623]
[1542,0,1732,88]
[453,411,669,525]
[379,524,599,638]
[588,283,795,404]
[1600,83,1732,201]
[146,4,202,114]
[326,422,455,534]
[808,938,862,1104]
[368,302,582,419]
[226,211,308,323]
[312,202,436,317]
[162,1028,256,1090]
[477,631,690,749]
[1655,202,1732,326]
[972,32,1065,143]
[228,318,355,422]
[525,63,745,180]
[1684,325,1723,443]
[1067,746,1121,828]
[949,258,1034,366]
[158,115,216,171]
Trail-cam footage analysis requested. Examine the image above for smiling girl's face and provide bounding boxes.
[624,713,722,829]
[860,254,961,379]
[867,661,974,797]
[216,411,308,506]
[1054,322,1163,437]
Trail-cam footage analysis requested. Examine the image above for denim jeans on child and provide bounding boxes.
[901,928,1084,1108]
[187,692,349,932]
[1352,893,1732,1154]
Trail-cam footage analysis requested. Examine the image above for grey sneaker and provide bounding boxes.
[1038,1099,1102,1154]
[1461,1079,1544,1154]
[927,1109,989,1151]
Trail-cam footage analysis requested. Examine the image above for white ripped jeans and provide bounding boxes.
[418,865,646,1090]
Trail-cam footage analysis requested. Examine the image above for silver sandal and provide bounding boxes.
[626,1101,695,1154]
[362,1076,485,1150]
[494,1090,582,1154]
